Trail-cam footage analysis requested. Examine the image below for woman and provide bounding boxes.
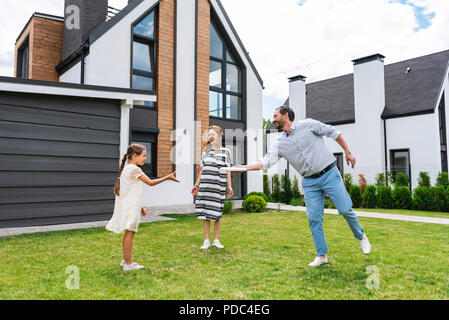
[191,126,233,249]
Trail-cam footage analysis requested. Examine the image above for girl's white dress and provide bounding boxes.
[106,164,145,234]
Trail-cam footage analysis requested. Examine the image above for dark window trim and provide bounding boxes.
[390,148,411,181]
[131,128,158,179]
[16,36,30,79]
[333,152,344,175]
[130,5,158,104]
[209,15,244,120]
[439,93,447,172]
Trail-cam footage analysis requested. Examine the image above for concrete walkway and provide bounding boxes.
[261,202,449,225]
[1,202,448,238]
[0,204,195,238]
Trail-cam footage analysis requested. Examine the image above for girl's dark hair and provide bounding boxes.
[276,105,295,121]
[114,144,146,196]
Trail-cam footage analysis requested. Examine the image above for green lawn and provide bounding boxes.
[1,211,448,300]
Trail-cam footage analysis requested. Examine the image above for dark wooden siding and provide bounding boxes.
[0,91,120,228]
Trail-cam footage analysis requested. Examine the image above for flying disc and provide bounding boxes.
[219,167,247,173]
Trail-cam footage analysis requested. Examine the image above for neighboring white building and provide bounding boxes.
[269,50,449,191]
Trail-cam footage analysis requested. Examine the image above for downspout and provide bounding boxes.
[383,118,388,186]
[80,41,89,85]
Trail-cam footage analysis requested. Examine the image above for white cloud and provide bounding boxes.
[220,0,449,99]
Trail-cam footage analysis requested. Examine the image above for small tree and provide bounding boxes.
[292,175,301,199]
[280,174,292,204]
[392,186,412,209]
[363,185,377,208]
[417,171,431,188]
[358,173,367,195]
[263,174,271,200]
[343,173,353,192]
[394,172,409,188]
[412,187,432,211]
[436,172,449,188]
[272,174,281,202]
[377,186,393,208]
[375,171,393,188]
[349,185,363,208]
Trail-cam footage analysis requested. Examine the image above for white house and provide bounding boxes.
[269,50,449,191]
[13,0,264,209]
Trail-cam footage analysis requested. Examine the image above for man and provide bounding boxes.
[235,106,371,267]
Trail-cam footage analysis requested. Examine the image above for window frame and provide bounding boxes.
[130,6,158,108]
[438,93,448,172]
[209,19,243,121]
[333,153,344,176]
[16,36,30,79]
[390,149,411,181]
[131,130,158,179]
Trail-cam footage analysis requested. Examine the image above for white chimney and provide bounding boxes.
[288,75,307,121]
[352,54,386,180]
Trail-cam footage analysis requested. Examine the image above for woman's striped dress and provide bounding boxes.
[195,146,232,221]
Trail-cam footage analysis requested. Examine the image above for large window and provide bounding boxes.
[224,134,245,199]
[131,9,156,107]
[438,94,447,172]
[209,21,242,120]
[17,37,29,79]
[132,131,157,178]
[390,149,410,181]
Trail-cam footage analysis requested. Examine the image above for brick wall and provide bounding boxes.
[157,0,176,177]
[15,16,63,82]
[195,0,210,174]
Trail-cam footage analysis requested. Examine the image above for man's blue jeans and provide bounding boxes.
[302,166,364,256]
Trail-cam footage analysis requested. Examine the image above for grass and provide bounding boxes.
[1,210,449,300]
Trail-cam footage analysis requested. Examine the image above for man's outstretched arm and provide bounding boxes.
[236,161,263,171]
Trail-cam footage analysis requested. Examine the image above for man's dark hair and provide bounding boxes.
[276,105,295,121]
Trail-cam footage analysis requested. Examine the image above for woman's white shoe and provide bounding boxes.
[123,262,145,271]
[212,239,224,249]
[200,239,211,250]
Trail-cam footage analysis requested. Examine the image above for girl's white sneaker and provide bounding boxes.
[123,262,145,271]
[120,260,125,266]
[200,239,211,250]
[212,239,224,249]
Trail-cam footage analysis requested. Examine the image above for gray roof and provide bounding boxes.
[284,49,449,124]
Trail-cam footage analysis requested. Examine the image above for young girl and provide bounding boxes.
[191,126,233,250]
[106,144,180,271]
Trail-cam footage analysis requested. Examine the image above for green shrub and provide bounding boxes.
[263,175,271,200]
[272,174,281,202]
[363,185,377,208]
[349,185,363,208]
[429,186,445,212]
[377,186,393,208]
[417,172,431,188]
[280,174,292,204]
[324,198,336,209]
[375,171,393,188]
[412,186,432,211]
[223,199,233,214]
[443,188,449,212]
[242,195,267,213]
[243,192,269,203]
[394,172,409,187]
[436,172,449,188]
[392,186,412,209]
[343,173,352,192]
[289,197,305,206]
[292,175,301,199]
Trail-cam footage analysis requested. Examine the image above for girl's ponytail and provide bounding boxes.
[114,153,128,196]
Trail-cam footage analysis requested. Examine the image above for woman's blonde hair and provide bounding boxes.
[202,125,223,153]
[114,144,146,196]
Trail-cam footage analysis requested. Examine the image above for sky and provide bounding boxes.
[1,0,449,120]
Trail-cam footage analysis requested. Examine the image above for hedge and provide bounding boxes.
[392,186,412,209]
[377,186,393,208]
[349,185,363,208]
[363,185,377,208]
